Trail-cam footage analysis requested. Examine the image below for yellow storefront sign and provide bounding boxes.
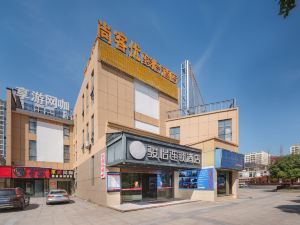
[98,40,178,100]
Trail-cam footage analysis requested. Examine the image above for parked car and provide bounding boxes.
[239,183,249,188]
[0,188,30,210]
[46,189,70,205]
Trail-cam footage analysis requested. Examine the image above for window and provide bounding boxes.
[86,84,89,111]
[91,115,94,144]
[63,125,70,138]
[29,140,37,161]
[134,80,159,119]
[29,118,37,134]
[82,130,84,149]
[64,145,70,163]
[169,127,180,140]
[91,70,94,104]
[82,94,84,117]
[218,119,232,142]
[86,123,89,144]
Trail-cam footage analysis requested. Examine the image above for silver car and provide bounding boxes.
[46,189,70,205]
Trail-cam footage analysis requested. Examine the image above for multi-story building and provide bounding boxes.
[72,20,243,207]
[0,20,244,206]
[0,99,6,161]
[244,151,270,167]
[0,88,74,195]
[290,144,300,155]
[240,151,271,179]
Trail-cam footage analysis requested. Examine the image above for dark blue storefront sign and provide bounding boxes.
[214,149,244,171]
[178,168,214,190]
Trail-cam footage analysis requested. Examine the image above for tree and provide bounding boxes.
[269,154,300,185]
[278,0,297,18]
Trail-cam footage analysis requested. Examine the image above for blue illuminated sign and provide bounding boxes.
[214,149,244,171]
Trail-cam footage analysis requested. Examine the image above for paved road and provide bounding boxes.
[0,187,299,225]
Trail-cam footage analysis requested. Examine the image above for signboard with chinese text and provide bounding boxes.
[106,132,202,169]
[101,152,106,179]
[107,172,121,192]
[96,20,176,84]
[15,87,71,120]
[12,167,50,179]
[50,169,74,179]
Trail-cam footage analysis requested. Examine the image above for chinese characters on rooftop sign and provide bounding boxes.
[97,20,177,84]
[16,87,71,120]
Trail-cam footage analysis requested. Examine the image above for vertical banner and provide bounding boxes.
[100,152,106,179]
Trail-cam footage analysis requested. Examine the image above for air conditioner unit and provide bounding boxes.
[85,141,91,150]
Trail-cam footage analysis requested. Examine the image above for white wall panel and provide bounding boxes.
[135,120,159,134]
[37,121,63,163]
[134,80,159,119]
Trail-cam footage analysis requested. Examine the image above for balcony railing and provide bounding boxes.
[167,98,236,120]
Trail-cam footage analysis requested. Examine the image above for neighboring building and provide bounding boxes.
[178,60,204,115]
[72,20,243,207]
[0,88,74,195]
[0,99,6,160]
[244,151,270,167]
[290,144,300,155]
[239,151,271,180]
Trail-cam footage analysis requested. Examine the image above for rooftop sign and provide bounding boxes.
[16,87,71,120]
[97,20,177,84]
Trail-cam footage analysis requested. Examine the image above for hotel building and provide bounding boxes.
[72,21,243,207]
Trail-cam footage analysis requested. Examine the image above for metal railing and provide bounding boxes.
[167,98,236,120]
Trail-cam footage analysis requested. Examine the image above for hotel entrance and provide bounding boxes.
[121,172,173,203]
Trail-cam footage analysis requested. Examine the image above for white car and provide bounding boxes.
[46,189,70,205]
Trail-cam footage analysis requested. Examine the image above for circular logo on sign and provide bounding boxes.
[13,167,25,177]
[129,141,146,160]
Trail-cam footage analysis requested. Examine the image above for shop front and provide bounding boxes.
[214,148,244,196]
[11,167,50,197]
[106,132,202,203]
[49,169,74,194]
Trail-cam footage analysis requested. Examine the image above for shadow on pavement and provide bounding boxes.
[275,205,300,215]
[0,203,39,213]
[47,200,75,205]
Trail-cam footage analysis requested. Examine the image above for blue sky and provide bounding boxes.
[0,1,299,155]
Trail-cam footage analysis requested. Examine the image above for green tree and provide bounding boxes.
[278,0,297,18]
[269,154,300,185]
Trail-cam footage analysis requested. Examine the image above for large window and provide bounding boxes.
[218,119,232,142]
[29,140,37,161]
[64,145,70,163]
[29,118,37,134]
[169,127,180,140]
[63,125,70,138]
[134,80,159,119]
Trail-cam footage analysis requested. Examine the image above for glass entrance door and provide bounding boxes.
[142,174,157,200]
[217,171,227,195]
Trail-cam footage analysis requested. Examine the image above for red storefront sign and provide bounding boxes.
[12,167,50,179]
[0,166,12,178]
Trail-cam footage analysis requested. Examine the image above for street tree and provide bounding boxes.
[278,0,297,18]
[269,154,300,185]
